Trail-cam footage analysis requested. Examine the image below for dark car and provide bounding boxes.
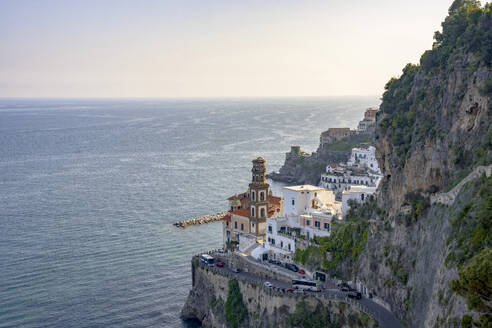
[231,267,240,273]
[216,261,224,267]
[285,263,299,272]
[347,291,362,300]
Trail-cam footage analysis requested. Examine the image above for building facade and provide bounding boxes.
[341,185,377,216]
[319,128,355,149]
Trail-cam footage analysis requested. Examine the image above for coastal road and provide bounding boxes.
[212,263,404,328]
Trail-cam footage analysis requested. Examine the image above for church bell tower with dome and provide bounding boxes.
[249,157,269,236]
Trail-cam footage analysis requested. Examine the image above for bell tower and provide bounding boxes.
[249,157,269,236]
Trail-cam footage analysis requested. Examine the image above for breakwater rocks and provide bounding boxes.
[174,211,228,228]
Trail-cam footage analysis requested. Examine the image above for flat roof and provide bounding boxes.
[284,185,325,192]
[342,185,377,194]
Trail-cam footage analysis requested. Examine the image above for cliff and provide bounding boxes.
[181,257,379,328]
[268,134,373,185]
[356,2,492,327]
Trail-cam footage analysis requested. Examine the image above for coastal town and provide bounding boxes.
[181,108,406,328]
[221,108,382,263]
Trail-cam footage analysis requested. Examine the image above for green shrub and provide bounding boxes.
[224,279,248,328]
[461,314,472,328]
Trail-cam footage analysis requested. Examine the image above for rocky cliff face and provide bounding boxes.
[268,134,372,185]
[357,2,492,327]
[181,260,376,328]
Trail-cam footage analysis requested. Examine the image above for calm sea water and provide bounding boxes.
[0,97,377,328]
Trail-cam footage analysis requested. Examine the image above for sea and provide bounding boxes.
[0,97,378,328]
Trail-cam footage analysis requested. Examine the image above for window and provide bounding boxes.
[314,192,317,197]
[226,221,229,227]
[306,220,310,226]
[252,191,255,201]
[251,207,255,217]
[324,223,330,231]
[271,239,275,245]
[268,225,272,233]
[315,221,320,228]
[241,223,244,231]
[292,199,295,205]
[260,192,264,201]
[280,241,283,248]
[234,221,237,229]
[288,244,291,251]
[361,193,365,201]
[231,206,233,211]
[260,208,265,217]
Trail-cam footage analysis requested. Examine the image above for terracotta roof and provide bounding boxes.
[230,209,250,218]
[268,196,282,206]
[222,214,231,222]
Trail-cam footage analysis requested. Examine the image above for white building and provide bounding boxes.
[262,185,342,261]
[320,164,380,193]
[283,185,336,217]
[341,185,377,216]
[347,145,381,174]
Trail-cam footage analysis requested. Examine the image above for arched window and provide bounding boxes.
[260,191,265,201]
[260,208,265,217]
[251,191,255,201]
[251,207,255,217]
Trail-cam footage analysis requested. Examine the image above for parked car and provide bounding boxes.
[285,288,295,293]
[347,291,362,300]
[231,267,240,273]
[285,263,299,272]
[298,269,305,274]
[216,261,224,267]
[264,281,273,288]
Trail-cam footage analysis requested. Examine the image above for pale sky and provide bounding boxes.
[0,0,456,98]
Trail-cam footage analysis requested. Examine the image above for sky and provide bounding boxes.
[0,0,457,98]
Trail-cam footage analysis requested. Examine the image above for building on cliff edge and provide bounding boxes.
[222,157,283,251]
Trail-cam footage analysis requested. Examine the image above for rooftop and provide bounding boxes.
[230,209,250,218]
[342,185,377,194]
[284,185,325,192]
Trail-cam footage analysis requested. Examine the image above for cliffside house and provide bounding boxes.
[341,185,377,216]
[346,145,381,174]
[357,108,378,133]
[222,157,283,249]
[320,164,380,193]
[319,128,355,149]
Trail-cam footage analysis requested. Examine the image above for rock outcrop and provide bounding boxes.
[268,134,373,186]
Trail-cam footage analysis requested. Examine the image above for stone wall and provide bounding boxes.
[182,261,377,328]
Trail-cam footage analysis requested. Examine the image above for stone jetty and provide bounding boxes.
[174,211,228,228]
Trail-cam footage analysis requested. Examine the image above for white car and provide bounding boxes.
[264,281,273,288]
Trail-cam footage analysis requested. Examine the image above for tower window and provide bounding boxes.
[260,192,265,201]
[251,207,255,217]
[292,199,295,205]
[260,208,265,218]
[252,191,255,201]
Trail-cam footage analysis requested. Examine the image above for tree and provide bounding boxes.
[224,279,248,328]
